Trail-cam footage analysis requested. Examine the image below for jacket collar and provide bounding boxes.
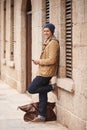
[43,35,57,46]
[41,35,58,54]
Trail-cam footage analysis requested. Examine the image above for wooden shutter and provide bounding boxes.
[4,0,6,58]
[46,0,50,23]
[10,0,14,61]
[65,0,72,78]
[26,0,32,89]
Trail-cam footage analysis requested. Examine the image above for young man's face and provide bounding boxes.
[43,28,52,39]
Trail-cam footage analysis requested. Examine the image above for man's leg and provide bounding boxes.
[28,76,52,122]
[38,92,47,118]
[28,76,52,94]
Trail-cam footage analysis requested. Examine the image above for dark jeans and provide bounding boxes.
[28,76,53,117]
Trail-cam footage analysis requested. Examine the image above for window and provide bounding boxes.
[10,0,14,61]
[4,0,6,58]
[65,0,72,78]
[46,0,50,23]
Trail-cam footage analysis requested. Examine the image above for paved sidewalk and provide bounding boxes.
[0,80,69,130]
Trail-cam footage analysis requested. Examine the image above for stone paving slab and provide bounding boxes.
[0,119,69,130]
[0,80,69,130]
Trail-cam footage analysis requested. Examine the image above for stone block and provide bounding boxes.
[80,23,87,44]
[84,0,87,22]
[56,104,86,130]
[73,47,79,68]
[73,47,87,69]
[73,0,85,24]
[32,27,42,59]
[56,89,74,113]
[59,66,66,77]
[73,24,81,45]
[60,46,66,66]
[50,0,60,7]
[73,68,87,95]
[59,24,66,44]
[50,6,60,24]
[57,78,75,93]
[32,0,42,11]
[32,12,42,28]
[77,47,87,68]
[73,94,87,120]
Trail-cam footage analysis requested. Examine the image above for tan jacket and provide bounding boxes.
[37,36,59,77]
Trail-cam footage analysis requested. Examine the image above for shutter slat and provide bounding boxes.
[46,0,50,23]
[66,0,72,79]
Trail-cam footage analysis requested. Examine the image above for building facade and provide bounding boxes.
[0,0,87,130]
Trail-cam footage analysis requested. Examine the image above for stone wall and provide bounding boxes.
[0,0,1,77]
[56,0,87,130]
[0,0,26,92]
[31,0,44,78]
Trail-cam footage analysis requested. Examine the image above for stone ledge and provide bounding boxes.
[57,78,75,93]
[8,61,15,68]
[2,58,6,65]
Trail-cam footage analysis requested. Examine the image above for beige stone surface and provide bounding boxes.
[57,78,75,93]
[56,104,86,130]
[73,0,85,24]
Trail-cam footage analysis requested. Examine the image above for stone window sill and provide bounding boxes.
[57,78,75,93]
[2,59,15,68]
[9,61,15,68]
[2,58,6,65]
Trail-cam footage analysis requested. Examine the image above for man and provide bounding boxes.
[28,23,59,122]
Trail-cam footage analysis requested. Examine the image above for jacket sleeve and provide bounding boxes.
[39,40,59,65]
